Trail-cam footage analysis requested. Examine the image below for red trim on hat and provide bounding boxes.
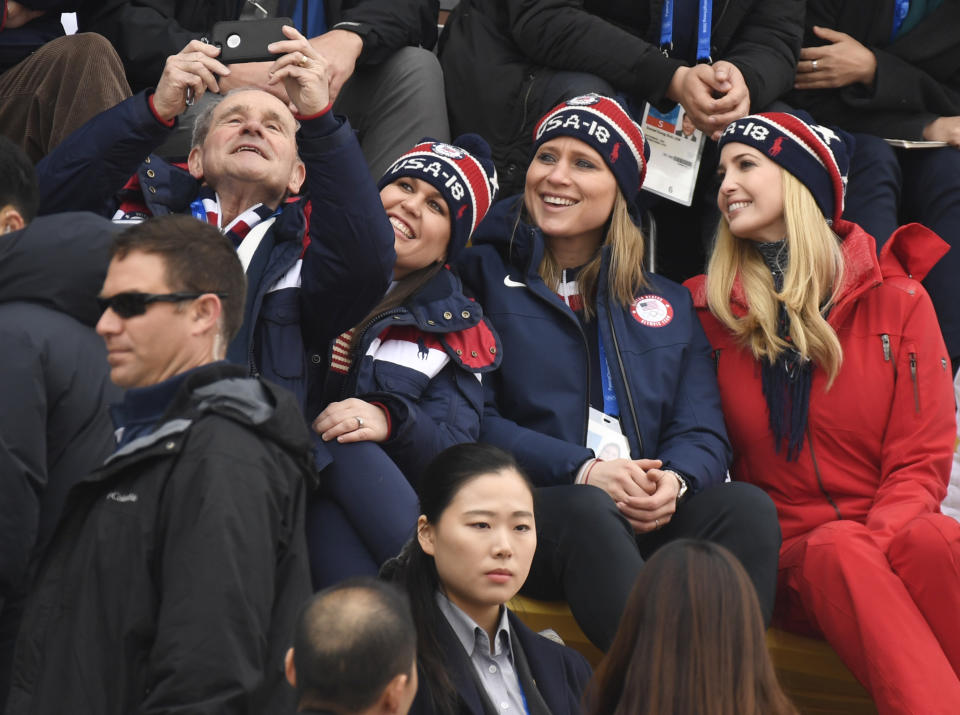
[534,94,647,187]
[760,112,845,219]
[384,143,494,235]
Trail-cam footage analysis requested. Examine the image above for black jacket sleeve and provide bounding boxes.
[0,329,45,609]
[792,0,960,140]
[501,0,802,110]
[75,0,227,91]
[504,0,684,106]
[334,0,440,62]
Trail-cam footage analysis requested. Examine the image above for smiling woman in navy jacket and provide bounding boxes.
[306,135,502,588]
[456,94,781,650]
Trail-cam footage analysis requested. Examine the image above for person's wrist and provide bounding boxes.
[664,469,688,505]
[575,458,601,485]
[666,65,691,104]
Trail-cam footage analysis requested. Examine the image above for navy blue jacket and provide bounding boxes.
[409,609,591,715]
[34,91,396,464]
[456,198,731,490]
[330,266,501,481]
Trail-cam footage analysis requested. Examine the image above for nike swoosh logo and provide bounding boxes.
[503,275,526,288]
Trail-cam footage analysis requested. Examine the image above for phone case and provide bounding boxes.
[209,17,293,64]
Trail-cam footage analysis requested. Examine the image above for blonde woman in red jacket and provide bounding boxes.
[686,112,960,715]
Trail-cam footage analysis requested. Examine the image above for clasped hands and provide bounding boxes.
[586,458,681,534]
[669,60,750,141]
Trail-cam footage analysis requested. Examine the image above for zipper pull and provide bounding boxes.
[909,352,920,413]
[881,334,892,362]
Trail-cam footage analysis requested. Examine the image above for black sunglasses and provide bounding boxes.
[97,291,229,319]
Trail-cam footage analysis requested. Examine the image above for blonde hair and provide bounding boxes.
[536,192,647,319]
[706,169,844,384]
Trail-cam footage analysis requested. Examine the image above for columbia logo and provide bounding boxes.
[106,491,138,503]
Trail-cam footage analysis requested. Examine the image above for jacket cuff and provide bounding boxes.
[369,401,393,440]
[147,92,177,128]
[296,107,340,139]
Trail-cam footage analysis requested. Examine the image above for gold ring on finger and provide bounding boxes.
[299,54,310,67]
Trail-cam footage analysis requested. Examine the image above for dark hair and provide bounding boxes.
[585,540,798,715]
[292,577,416,712]
[110,215,247,342]
[0,136,39,223]
[385,443,533,713]
[348,262,443,354]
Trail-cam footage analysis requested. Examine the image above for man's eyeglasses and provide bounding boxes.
[97,292,229,319]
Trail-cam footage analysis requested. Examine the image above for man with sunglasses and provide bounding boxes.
[6,215,314,715]
[34,26,396,470]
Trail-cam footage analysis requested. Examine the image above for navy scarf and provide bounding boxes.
[756,241,813,461]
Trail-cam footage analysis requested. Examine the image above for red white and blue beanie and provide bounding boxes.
[378,134,498,261]
[717,112,851,224]
[532,93,651,225]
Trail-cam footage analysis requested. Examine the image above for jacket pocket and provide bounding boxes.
[257,288,305,380]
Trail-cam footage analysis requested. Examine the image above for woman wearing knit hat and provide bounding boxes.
[457,94,781,650]
[686,111,960,713]
[305,134,502,588]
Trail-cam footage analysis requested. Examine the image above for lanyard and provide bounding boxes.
[890,0,911,41]
[660,0,714,63]
[598,334,620,417]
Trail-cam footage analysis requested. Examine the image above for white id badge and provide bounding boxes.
[638,102,706,206]
[587,406,632,461]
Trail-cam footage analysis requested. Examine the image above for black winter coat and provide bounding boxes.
[439,0,804,175]
[77,0,440,91]
[789,0,960,140]
[6,364,314,715]
[0,212,122,607]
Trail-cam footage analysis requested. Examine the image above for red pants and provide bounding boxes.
[775,515,960,715]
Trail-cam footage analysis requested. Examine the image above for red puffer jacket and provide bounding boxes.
[686,220,956,549]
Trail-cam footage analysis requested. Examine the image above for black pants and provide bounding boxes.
[521,482,781,650]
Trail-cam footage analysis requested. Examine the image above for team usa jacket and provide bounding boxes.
[324,265,502,480]
[686,221,956,548]
[34,91,396,457]
[456,197,731,490]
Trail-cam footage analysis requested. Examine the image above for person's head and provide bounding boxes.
[707,113,853,383]
[378,134,498,279]
[681,112,696,137]
[587,540,797,715]
[388,443,535,712]
[526,94,652,318]
[96,215,246,388]
[285,578,418,714]
[415,443,536,621]
[187,88,305,208]
[0,136,38,234]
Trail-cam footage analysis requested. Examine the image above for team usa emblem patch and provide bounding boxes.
[631,295,674,327]
[566,94,600,106]
[432,143,466,159]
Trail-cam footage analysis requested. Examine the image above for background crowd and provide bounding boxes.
[1,0,959,714]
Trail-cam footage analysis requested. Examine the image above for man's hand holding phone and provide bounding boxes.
[266,25,331,116]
